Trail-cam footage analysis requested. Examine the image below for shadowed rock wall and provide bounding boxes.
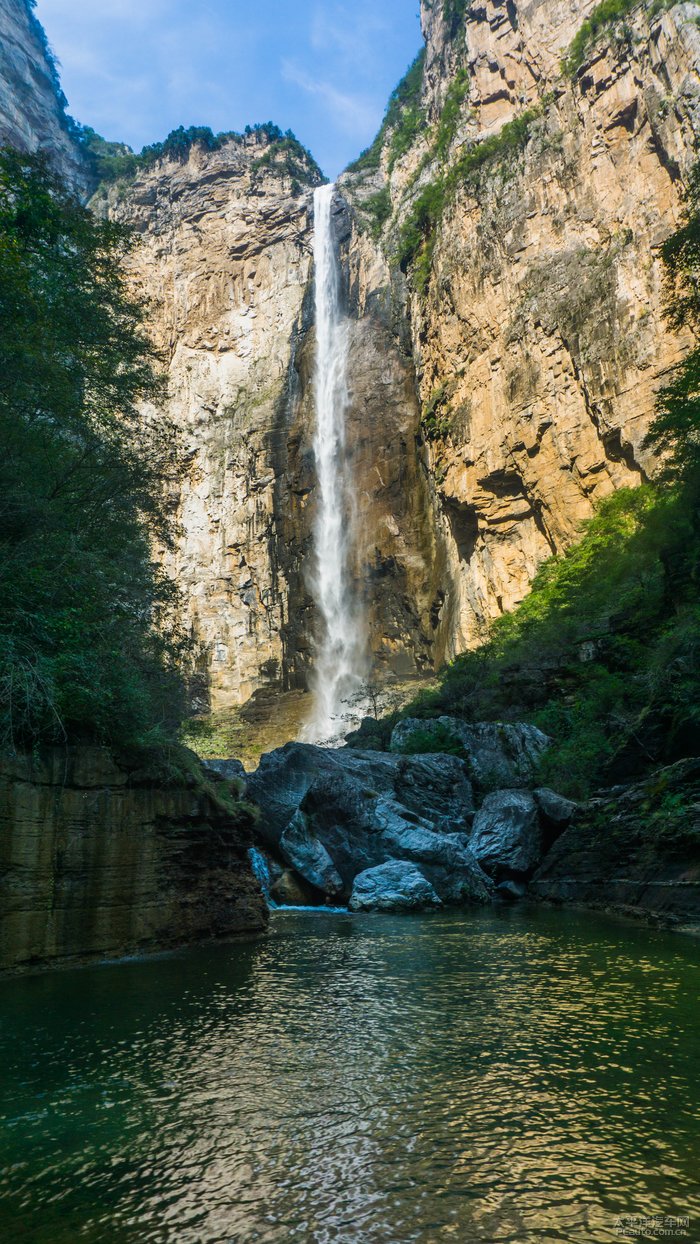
[0,0,90,194]
[0,749,267,973]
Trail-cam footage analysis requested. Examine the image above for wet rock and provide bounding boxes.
[349,861,441,913]
[270,869,320,907]
[469,790,542,879]
[279,811,344,896]
[389,718,550,789]
[534,788,577,828]
[247,742,483,906]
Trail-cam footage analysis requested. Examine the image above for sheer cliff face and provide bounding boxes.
[102,144,445,710]
[0,0,89,194]
[82,0,700,711]
[343,0,700,653]
[100,141,319,709]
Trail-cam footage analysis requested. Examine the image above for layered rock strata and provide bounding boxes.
[0,748,267,973]
[531,758,700,929]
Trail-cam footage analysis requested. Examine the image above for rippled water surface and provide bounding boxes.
[1,907,699,1243]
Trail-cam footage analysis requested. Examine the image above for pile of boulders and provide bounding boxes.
[212,715,576,913]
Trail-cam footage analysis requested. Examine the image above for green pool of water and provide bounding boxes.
[1,906,698,1242]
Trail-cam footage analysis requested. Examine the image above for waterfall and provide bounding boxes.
[304,183,366,743]
[248,847,274,906]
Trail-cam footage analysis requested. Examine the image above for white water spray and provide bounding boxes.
[304,183,366,742]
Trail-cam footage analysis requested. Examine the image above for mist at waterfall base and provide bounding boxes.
[302,184,368,745]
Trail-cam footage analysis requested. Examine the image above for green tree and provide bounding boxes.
[0,149,188,751]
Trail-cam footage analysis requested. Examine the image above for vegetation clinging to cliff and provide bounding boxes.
[563,0,637,74]
[251,135,325,193]
[360,173,700,798]
[0,150,189,752]
[346,49,426,175]
[357,483,700,798]
[396,104,545,291]
[645,163,700,485]
[442,0,470,41]
[82,123,323,189]
[562,0,676,75]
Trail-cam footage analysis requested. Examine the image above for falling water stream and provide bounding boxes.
[304,183,366,742]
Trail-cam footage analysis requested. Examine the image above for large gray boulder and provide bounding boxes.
[389,717,550,789]
[534,787,577,828]
[279,811,344,896]
[374,798,493,903]
[246,742,483,906]
[248,743,474,843]
[469,789,543,879]
[349,862,442,913]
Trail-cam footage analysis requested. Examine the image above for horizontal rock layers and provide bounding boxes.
[0,749,267,973]
[531,759,700,929]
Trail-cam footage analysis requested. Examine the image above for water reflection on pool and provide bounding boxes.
[0,905,698,1242]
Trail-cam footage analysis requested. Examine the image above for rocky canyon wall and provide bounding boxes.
[110,0,700,710]
[0,0,90,194]
[3,0,699,714]
[0,748,267,973]
[99,142,447,713]
[343,0,700,654]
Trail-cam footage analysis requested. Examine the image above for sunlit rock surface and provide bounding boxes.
[0,0,90,194]
[342,0,700,656]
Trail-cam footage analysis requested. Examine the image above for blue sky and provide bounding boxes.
[34,0,423,178]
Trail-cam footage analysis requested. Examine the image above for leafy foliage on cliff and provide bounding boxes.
[23,0,65,106]
[359,483,700,797]
[363,188,393,238]
[0,150,189,752]
[82,123,323,189]
[346,50,426,175]
[562,0,676,75]
[251,134,325,194]
[442,0,470,41]
[645,164,700,485]
[397,104,545,291]
[362,170,700,798]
